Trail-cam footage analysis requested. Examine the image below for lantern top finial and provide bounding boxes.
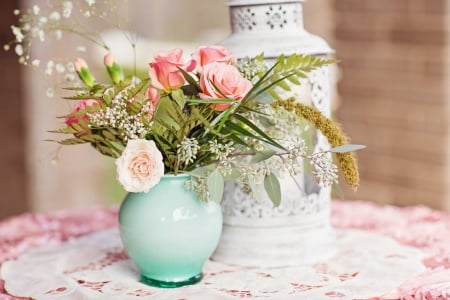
[227,0,303,6]
[220,0,333,58]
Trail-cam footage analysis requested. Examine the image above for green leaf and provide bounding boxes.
[128,101,142,114]
[170,89,186,108]
[108,141,125,153]
[187,98,237,104]
[57,137,89,145]
[330,144,366,153]
[48,127,79,134]
[153,97,181,130]
[223,169,241,180]
[242,62,279,102]
[103,92,113,106]
[250,149,277,164]
[102,130,117,141]
[177,67,201,92]
[254,91,274,104]
[190,165,213,177]
[93,143,120,158]
[80,135,104,143]
[258,115,276,128]
[232,114,285,150]
[248,176,261,202]
[264,173,281,207]
[207,169,224,203]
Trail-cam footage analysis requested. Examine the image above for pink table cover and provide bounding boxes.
[0,201,449,300]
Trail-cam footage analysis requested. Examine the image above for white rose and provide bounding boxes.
[115,139,165,193]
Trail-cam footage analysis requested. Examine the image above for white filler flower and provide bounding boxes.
[116,139,165,193]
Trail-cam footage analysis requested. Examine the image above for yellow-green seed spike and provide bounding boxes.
[272,98,360,189]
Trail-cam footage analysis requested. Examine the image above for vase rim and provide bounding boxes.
[161,173,191,179]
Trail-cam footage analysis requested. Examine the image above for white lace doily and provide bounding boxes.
[1,228,425,300]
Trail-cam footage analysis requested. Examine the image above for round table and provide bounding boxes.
[0,200,449,300]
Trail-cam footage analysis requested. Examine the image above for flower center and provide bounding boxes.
[129,152,154,179]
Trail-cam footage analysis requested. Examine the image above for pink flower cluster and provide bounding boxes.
[147,46,252,111]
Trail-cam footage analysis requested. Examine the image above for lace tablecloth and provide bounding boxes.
[0,201,449,300]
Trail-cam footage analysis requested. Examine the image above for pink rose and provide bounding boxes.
[65,99,100,137]
[148,48,195,92]
[115,139,165,193]
[145,86,161,113]
[199,62,252,111]
[193,45,236,73]
[145,86,161,121]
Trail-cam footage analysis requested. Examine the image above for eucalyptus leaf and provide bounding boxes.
[264,173,281,207]
[248,176,262,202]
[207,169,224,203]
[330,144,366,153]
[191,164,217,177]
[254,91,274,104]
[223,169,241,180]
[250,149,277,164]
[258,116,276,128]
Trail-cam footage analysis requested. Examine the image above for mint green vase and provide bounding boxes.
[119,174,223,288]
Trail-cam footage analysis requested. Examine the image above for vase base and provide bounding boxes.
[140,273,203,288]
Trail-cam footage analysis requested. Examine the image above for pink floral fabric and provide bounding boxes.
[0,201,449,300]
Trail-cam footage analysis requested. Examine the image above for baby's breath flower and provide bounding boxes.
[49,11,61,21]
[62,1,73,18]
[55,30,62,40]
[15,44,23,56]
[45,60,54,76]
[13,9,20,16]
[64,73,75,82]
[37,29,45,42]
[11,26,24,42]
[76,46,86,53]
[32,5,40,16]
[85,0,96,6]
[89,86,150,140]
[3,44,10,51]
[46,87,54,98]
[31,59,40,67]
[66,62,75,72]
[55,63,65,73]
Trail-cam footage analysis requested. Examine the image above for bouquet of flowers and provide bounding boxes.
[6,1,363,206]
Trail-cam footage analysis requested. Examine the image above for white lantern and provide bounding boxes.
[212,0,337,267]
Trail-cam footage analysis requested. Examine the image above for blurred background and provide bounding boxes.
[0,0,449,220]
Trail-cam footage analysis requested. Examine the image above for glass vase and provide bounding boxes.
[119,174,223,288]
